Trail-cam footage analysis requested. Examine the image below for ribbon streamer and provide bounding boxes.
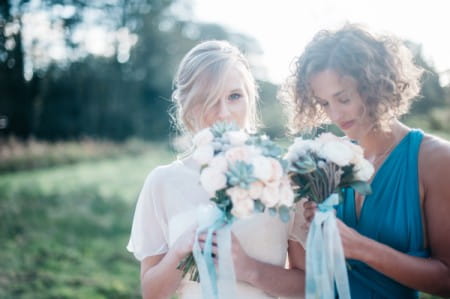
[192,205,237,299]
[305,193,351,299]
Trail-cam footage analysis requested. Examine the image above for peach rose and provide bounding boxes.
[248,181,264,199]
[278,177,295,207]
[260,185,280,208]
[231,198,254,218]
[266,158,284,186]
[226,186,249,202]
[225,146,252,163]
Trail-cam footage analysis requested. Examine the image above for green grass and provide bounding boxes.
[0,143,176,298]
[0,137,159,174]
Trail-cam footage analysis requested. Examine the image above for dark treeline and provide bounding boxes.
[0,0,449,142]
[0,0,265,141]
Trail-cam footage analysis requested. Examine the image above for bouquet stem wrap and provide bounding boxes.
[305,194,351,299]
[192,205,237,299]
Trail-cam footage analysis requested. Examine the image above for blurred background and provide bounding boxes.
[0,0,448,298]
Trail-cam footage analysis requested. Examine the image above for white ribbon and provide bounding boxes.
[305,194,351,299]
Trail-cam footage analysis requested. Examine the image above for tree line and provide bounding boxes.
[0,0,448,142]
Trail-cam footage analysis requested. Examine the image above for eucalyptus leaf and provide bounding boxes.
[350,181,372,195]
[254,200,265,213]
[278,205,291,223]
[268,207,277,216]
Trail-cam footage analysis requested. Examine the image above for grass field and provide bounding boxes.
[0,143,176,298]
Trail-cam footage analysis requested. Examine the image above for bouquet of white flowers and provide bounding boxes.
[178,122,295,298]
[286,132,374,299]
[286,132,374,203]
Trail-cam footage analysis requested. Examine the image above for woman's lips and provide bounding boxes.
[339,120,355,130]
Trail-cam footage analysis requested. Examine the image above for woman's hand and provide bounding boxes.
[171,225,197,261]
[303,200,367,260]
[231,232,255,282]
[336,219,367,260]
[198,232,254,282]
[303,200,317,228]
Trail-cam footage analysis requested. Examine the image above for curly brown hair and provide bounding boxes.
[280,24,423,133]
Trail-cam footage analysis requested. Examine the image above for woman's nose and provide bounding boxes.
[217,99,231,120]
[328,105,344,123]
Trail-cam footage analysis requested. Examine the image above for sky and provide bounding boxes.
[190,0,450,85]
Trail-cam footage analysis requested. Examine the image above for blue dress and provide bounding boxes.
[336,129,429,299]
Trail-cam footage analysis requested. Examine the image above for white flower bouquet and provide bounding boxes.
[286,132,374,203]
[286,132,374,299]
[178,122,295,286]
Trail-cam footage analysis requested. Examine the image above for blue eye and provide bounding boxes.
[229,93,242,101]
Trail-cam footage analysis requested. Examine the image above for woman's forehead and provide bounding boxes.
[310,70,357,98]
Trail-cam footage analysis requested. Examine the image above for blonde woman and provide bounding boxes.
[283,24,450,298]
[127,40,305,299]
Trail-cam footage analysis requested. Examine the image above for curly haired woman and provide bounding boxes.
[283,24,450,298]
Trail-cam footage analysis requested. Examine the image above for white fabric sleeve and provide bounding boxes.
[288,198,309,248]
[127,169,169,261]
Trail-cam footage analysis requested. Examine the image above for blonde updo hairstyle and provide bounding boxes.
[172,40,259,134]
[281,24,423,133]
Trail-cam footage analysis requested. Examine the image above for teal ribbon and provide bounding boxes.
[305,193,351,299]
[192,205,237,299]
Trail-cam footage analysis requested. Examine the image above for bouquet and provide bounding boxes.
[286,132,374,299]
[178,122,295,297]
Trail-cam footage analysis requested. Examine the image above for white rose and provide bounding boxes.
[248,181,264,199]
[319,141,354,166]
[316,132,340,143]
[354,158,374,181]
[200,167,227,196]
[286,138,320,161]
[209,155,228,173]
[231,198,254,218]
[251,155,272,181]
[225,131,248,146]
[278,178,295,207]
[192,128,214,147]
[346,140,364,159]
[226,186,249,202]
[260,185,280,208]
[192,145,214,165]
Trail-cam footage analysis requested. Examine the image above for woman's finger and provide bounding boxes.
[303,200,317,209]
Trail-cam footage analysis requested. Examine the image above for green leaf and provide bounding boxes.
[350,181,372,195]
[278,205,291,223]
[254,199,265,213]
[268,207,277,216]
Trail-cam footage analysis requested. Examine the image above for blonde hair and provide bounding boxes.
[281,24,423,133]
[171,40,259,134]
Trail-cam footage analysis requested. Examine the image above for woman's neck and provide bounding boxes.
[358,120,410,163]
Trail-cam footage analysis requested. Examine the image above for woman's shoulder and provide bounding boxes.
[419,133,450,192]
[143,160,185,186]
[420,133,450,164]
